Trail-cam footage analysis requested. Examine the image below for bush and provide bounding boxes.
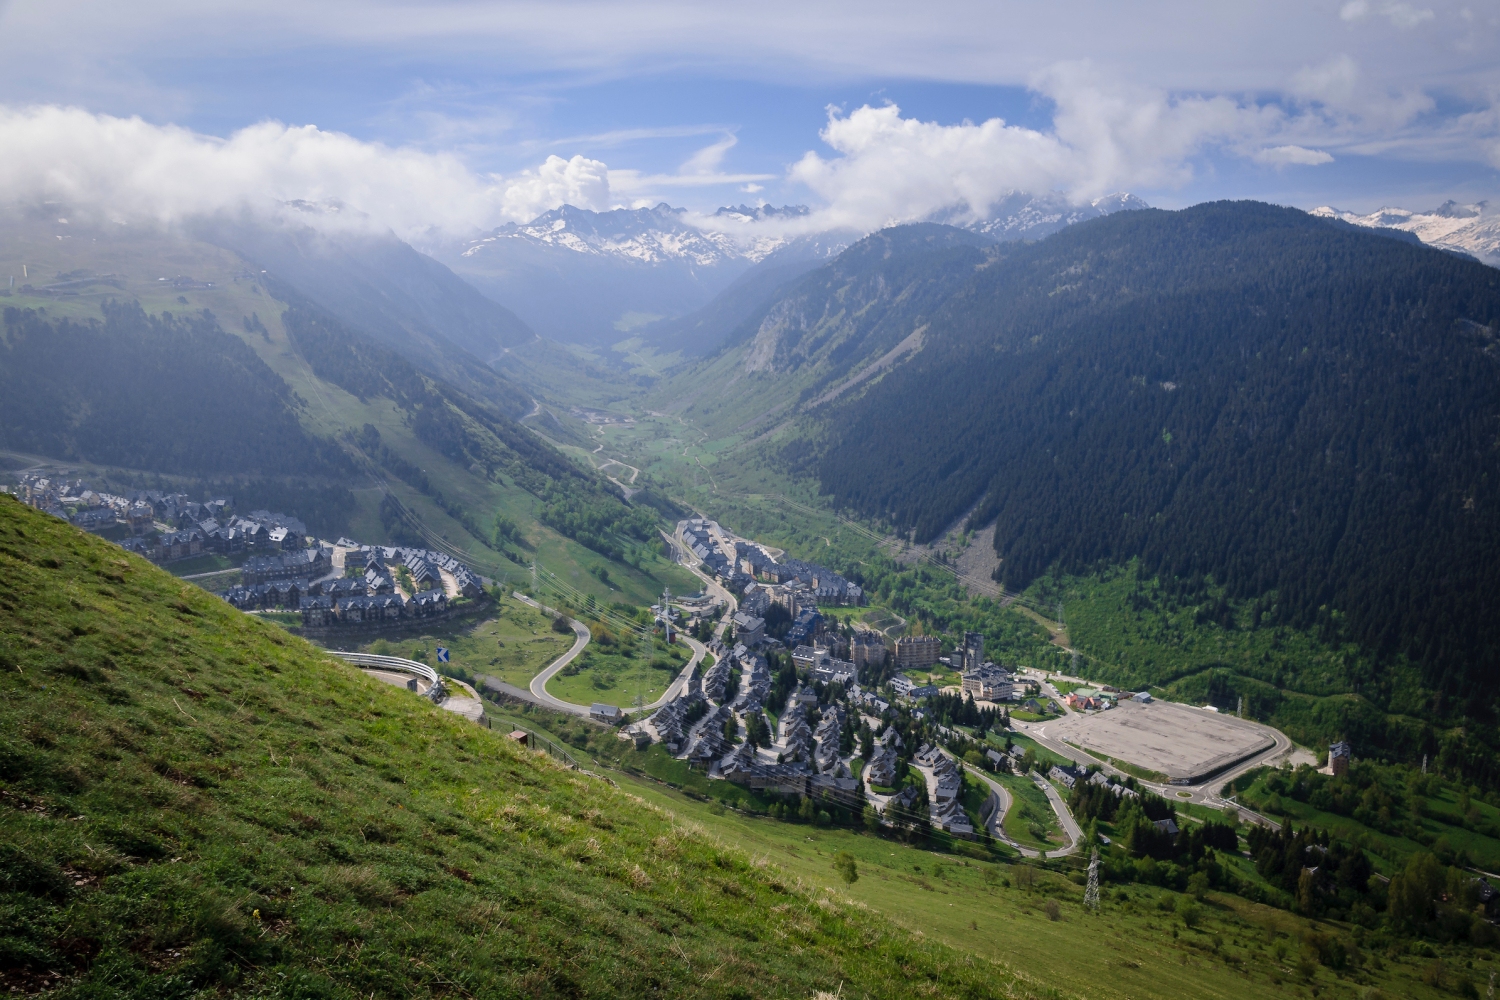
[1043,899,1061,921]
[552,615,573,634]
[833,851,859,885]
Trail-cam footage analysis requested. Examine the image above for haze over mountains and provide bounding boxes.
[439,191,1152,348]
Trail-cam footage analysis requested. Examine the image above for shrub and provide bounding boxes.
[833,851,858,885]
[1043,899,1061,921]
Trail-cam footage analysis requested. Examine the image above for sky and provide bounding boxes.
[0,0,1496,242]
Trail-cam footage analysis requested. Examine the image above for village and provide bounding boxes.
[613,518,1081,847]
[11,471,484,628]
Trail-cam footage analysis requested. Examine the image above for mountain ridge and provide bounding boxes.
[1311,201,1500,266]
[796,201,1500,714]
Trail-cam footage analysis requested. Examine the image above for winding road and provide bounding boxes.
[513,592,707,717]
[952,751,1081,859]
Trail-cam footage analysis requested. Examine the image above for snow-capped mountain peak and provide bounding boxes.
[946,190,1149,241]
[461,202,803,266]
[1310,201,1498,267]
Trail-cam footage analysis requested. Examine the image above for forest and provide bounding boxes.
[806,203,1500,718]
[0,303,347,477]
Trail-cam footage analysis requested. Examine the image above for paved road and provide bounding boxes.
[515,591,707,717]
[515,594,591,717]
[949,751,1079,859]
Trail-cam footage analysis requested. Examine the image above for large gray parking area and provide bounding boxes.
[1045,700,1276,783]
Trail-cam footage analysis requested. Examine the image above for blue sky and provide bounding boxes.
[0,0,1495,236]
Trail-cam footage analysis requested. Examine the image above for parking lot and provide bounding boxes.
[1045,699,1276,783]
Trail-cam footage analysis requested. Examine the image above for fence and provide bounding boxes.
[330,651,445,701]
[480,719,582,769]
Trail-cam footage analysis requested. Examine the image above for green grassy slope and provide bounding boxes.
[0,496,1023,999]
[480,704,1495,1000]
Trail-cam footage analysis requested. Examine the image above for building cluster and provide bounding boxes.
[12,475,317,564]
[914,743,973,836]
[220,542,481,626]
[679,517,864,608]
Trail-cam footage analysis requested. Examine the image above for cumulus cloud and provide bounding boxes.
[0,104,612,241]
[1253,145,1335,166]
[1340,1,1436,29]
[782,66,1282,232]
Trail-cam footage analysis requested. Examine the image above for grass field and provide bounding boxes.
[997,772,1065,850]
[478,694,1498,1000]
[0,494,1035,1000]
[350,593,572,690]
[546,634,690,711]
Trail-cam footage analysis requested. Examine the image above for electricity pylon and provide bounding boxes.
[1084,847,1101,912]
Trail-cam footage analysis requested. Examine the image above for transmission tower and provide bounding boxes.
[1084,847,1101,912]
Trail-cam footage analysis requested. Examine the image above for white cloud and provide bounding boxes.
[1253,144,1335,165]
[1290,55,1435,128]
[680,133,737,175]
[500,153,612,219]
[783,68,1283,232]
[0,104,611,240]
[1339,0,1436,28]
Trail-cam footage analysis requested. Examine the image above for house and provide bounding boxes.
[783,607,821,646]
[299,595,333,627]
[1022,698,1045,714]
[850,630,887,669]
[791,644,820,671]
[405,554,438,590]
[890,674,920,697]
[1132,691,1153,703]
[914,743,945,767]
[931,797,974,838]
[1153,817,1179,837]
[1329,741,1352,777]
[813,656,857,687]
[962,664,1015,701]
[591,703,624,725]
[410,590,447,617]
[894,635,942,669]
[1048,764,1087,789]
[731,612,765,647]
[866,745,899,787]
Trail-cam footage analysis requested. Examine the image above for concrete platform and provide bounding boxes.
[1045,699,1275,784]
[364,669,485,724]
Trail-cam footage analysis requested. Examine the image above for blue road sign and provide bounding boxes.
[437,647,450,663]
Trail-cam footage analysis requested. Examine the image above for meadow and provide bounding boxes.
[478,696,1492,1000]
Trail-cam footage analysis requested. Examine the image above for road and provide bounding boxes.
[515,594,591,717]
[951,751,1080,860]
[661,526,739,641]
[514,591,707,717]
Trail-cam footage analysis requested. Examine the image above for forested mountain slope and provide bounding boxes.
[807,202,1500,713]
[639,224,1001,436]
[0,302,348,478]
[0,497,1005,999]
[0,217,680,597]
